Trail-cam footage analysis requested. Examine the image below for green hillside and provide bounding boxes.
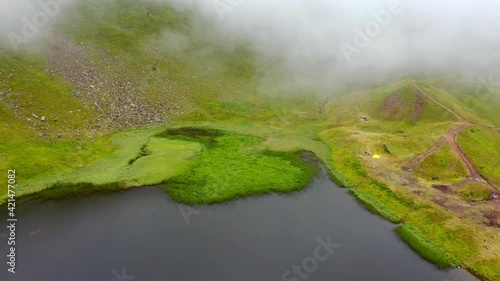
[458,126,500,187]
[327,80,457,126]
[0,1,499,280]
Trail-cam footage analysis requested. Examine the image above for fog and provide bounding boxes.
[158,0,500,90]
[1,0,499,91]
[0,0,77,50]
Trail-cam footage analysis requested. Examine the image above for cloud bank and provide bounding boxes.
[158,0,500,90]
[1,0,499,91]
[0,0,76,50]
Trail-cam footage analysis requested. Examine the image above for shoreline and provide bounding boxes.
[0,126,495,281]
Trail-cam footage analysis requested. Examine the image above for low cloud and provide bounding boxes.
[1,0,499,92]
[155,0,500,91]
[0,0,76,50]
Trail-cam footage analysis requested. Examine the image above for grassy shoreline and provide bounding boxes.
[1,126,321,207]
[395,224,460,268]
[7,182,127,208]
[159,127,319,205]
[1,124,497,281]
[320,128,499,281]
[0,1,497,279]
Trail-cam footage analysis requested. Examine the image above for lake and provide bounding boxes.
[0,162,479,281]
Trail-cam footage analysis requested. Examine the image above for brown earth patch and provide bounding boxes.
[379,94,407,120]
[432,197,449,208]
[408,89,425,121]
[431,194,470,217]
[432,184,453,194]
[483,211,500,228]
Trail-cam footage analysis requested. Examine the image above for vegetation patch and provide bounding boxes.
[349,188,401,223]
[0,128,203,205]
[155,127,224,148]
[383,144,409,156]
[320,128,413,221]
[458,126,500,187]
[414,145,467,183]
[163,128,316,205]
[128,144,152,165]
[22,182,125,203]
[458,182,491,201]
[416,82,500,126]
[404,207,481,264]
[0,1,497,278]
[0,51,98,141]
[469,259,500,281]
[395,224,461,268]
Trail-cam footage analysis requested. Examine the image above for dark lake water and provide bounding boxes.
[1,163,479,281]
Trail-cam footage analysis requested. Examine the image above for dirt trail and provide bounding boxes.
[404,83,497,192]
[447,126,497,191]
[402,135,447,171]
[413,83,465,122]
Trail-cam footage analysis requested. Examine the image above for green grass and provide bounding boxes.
[383,144,409,156]
[458,182,492,201]
[54,0,267,121]
[458,126,500,188]
[395,224,461,268]
[52,0,327,126]
[404,206,482,265]
[128,144,151,165]
[0,127,202,204]
[0,124,328,206]
[0,137,115,197]
[320,128,414,222]
[418,78,500,127]
[162,128,317,205]
[0,51,98,141]
[155,127,224,147]
[0,1,498,279]
[320,122,499,280]
[318,126,494,274]
[349,188,401,223]
[120,137,202,186]
[414,145,468,183]
[20,182,125,204]
[327,80,456,126]
[469,259,500,281]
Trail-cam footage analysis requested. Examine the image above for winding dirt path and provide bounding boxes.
[413,83,465,122]
[402,135,446,171]
[404,83,497,192]
[402,124,466,171]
